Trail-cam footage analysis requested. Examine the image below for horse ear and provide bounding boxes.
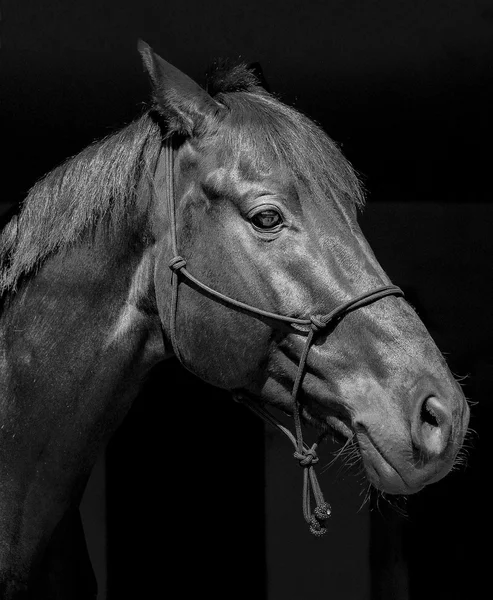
[138,40,221,136]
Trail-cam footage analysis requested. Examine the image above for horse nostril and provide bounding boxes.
[413,396,452,459]
[421,397,441,427]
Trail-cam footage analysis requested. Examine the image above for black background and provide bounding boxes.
[0,2,488,599]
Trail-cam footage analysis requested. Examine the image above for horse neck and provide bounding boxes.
[0,228,169,586]
[1,219,167,403]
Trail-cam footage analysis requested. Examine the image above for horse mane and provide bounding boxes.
[0,62,364,295]
[0,114,162,294]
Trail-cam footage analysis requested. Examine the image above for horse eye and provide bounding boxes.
[251,209,283,230]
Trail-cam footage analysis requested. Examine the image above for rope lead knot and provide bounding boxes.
[294,445,319,467]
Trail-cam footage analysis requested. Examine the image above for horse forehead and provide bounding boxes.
[199,152,294,198]
[186,142,344,220]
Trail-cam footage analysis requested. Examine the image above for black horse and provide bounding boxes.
[0,43,469,597]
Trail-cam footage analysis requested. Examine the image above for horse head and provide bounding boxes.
[141,43,469,498]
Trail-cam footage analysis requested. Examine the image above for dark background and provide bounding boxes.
[0,1,488,599]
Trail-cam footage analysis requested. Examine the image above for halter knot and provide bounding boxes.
[168,256,187,271]
[294,445,319,467]
[310,315,327,332]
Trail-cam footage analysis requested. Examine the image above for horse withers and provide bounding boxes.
[0,43,470,597]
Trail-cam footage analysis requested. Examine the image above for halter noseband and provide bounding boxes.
[158,141,404,536]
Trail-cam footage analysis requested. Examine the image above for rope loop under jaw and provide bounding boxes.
[294,443,331,536]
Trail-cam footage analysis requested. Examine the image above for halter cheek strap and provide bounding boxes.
[158,141,404,536]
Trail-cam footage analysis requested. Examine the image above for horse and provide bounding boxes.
[0,41,470,598]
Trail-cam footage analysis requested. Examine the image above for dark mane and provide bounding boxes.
[0,114,162,294]
[0,62,364,295]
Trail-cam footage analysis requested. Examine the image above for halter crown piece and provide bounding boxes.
[159,141,404,536]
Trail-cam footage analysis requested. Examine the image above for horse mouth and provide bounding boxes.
[302,408,411,493]
[301,397,423,495]
[355,429,422,495]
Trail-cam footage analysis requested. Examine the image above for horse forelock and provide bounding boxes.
[0,114,162,295]
[200,60,365,212]
[205,86,365,213]
[205,60,264,96]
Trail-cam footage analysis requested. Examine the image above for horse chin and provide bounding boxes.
[355,430,423,495]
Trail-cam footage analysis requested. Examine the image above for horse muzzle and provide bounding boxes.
[354,392,470,495]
